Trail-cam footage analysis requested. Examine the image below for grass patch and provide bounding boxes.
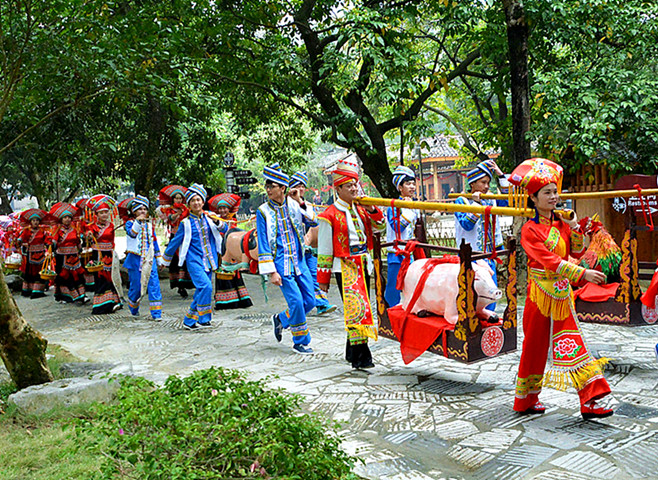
[0,411,104,480]
[45,344,87,380]
[0,344,106,479]
[0,366,361,480]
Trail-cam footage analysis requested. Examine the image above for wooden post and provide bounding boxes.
[503,236,518,330]
[372,233,388,317]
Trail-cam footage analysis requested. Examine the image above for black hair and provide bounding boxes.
[265,180,287,192]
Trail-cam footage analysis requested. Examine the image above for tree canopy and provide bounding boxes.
[1,0,657,205]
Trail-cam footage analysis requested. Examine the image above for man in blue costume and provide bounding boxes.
[384,165,420,307]
[454,159,509,309]
[288,171,337,316]
[257,163,317,354]
[163,184,228,330]
[124,195,163,320]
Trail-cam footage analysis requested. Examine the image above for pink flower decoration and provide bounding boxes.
[118,428,124,435]
[250,461,260,473]
[555,338,579,356]
[211,389,218,396]
[554,278,570,292]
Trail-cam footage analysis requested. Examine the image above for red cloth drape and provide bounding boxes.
[573,282,619,303]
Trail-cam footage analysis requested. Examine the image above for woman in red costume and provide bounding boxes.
[157,188,193,298]
[509,158,613,420]
[18,210,51,298]
[209,193,253,310]
[51,203,88,304]
[87,195,123,314]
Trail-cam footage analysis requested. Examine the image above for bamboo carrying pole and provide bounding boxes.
[356,196,542,218]
[447,188,658,201]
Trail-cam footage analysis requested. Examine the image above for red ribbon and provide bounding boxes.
[482,206,502,264]
[634,184,655,231]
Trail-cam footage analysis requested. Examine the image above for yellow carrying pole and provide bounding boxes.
[447,188,658,201]
[356,196,538,217]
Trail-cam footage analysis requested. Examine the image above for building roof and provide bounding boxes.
[422,134,499,160]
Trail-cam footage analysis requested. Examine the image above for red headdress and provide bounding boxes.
[49,202,81,222]
[332,157,360,187]
[158,185,188,206]
[508,158,563,195]
[117,198,133,223]
[208,193,241,216]
[86,194,117,212]
[18,208,56,227]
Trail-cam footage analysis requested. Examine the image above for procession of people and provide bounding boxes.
[4,155,658,421]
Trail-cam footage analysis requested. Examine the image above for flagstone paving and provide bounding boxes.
[10,275,658,480]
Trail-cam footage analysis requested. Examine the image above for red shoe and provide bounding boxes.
[518,402,546,415]
[581,402,614,420]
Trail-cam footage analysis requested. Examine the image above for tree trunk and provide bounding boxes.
[134,96,166,196]
[502,0,531,166]
[357,146,398,199]
[0,187,13,215]
[0,264,53,389]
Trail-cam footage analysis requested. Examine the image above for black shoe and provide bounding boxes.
[353,361,375,369]
[271,314,283,342]
[351,343,374,369]
[178,288,188,298]
[198,322,213,328]
[184,323,200,331]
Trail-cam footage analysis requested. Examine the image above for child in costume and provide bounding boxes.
[163,184,229,329]
[257,163,317,354]
[509,158,613,419]
[157,186,194,298]
[454,159,509,310]
[384,165,420,307]
[124,195,163,320]
[318,158,385,369]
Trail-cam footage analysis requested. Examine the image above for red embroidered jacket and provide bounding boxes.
[89,223,115,252]
[316,201,384,285]
[53,226,81,255]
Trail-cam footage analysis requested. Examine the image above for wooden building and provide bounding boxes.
[414,135,499,200]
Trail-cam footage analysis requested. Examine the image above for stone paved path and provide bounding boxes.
[11,275,658,480]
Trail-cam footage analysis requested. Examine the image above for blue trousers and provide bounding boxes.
[184,261,213,327]
[385,252,404,307]
[304,251,331,309]
[127,262,162,319]
[277,263,315,346]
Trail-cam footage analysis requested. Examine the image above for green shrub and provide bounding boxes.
[80,368,360,479]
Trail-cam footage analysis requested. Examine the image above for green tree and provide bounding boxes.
[527,0,658,174]
[202,0,488,197]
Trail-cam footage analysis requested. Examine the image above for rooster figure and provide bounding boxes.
[578,214,622,283]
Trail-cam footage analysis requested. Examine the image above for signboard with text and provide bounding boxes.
[613,174,658,218]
